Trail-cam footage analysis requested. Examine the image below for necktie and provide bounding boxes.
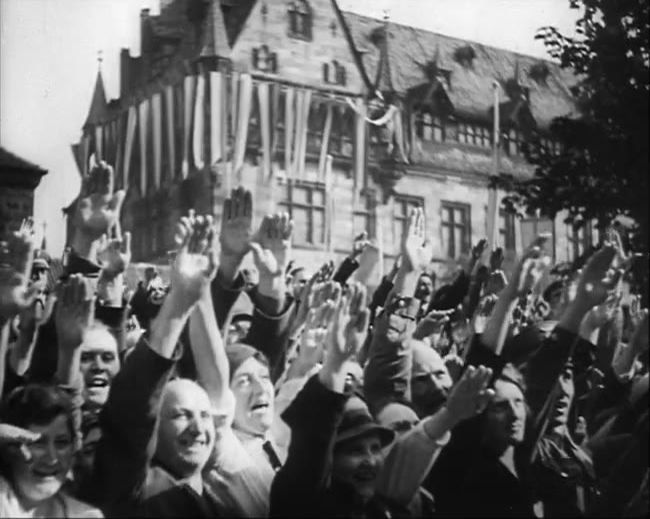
[262,439,282,471]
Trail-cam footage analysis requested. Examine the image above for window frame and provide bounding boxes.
[278,180,326,246]
[498,209,516,251]
[441,201,471,259]
[288,0,313,41]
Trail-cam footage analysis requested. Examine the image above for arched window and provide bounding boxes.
[288,0,312,40]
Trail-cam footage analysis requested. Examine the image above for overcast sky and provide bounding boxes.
[0,0,580,253]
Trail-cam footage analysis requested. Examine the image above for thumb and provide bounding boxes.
[249,242,263,261]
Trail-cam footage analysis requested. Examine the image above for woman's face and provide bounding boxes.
[332,433,385,502]
[8,415,74,504]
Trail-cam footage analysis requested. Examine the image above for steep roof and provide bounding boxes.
[83,70,108,128]
[0,147,47,173]
[221,0,257,47]
[342,12,579,129]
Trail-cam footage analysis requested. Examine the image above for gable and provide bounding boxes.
[228,0,366,93]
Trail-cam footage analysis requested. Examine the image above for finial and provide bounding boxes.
[97,50,103,70]
[382,8,389,23]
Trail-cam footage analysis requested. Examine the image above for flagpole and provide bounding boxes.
[486,81,501,252]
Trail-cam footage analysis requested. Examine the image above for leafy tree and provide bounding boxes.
[498,0,649,252]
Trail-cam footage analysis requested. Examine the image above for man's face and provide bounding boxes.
[31,267,48,286]
[410,347,452,417]
[231,357,274,436]
[156,380,215,478]
[7,415,74,503]
[484,379,527,449]
[290,269,310,299]
[80,328,120,408]
[332,433,385,501]
[415,275,434,300]
[550,366,575,435]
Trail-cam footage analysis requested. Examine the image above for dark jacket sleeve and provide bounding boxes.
[428,270,470,312]
[270,374,348,517]
[369,276,394,315]
[93,335,179,514]
[210,270,246,332]
[245,287,295,383]
[332,257,359,285]
[363,295,419,415]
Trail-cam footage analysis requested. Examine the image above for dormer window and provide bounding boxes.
[323,60,347,86]
[503,128,524,156]
[252,45,278,73]
[415,109,445,142]
[288,0,312,40]
[456,121,492,148]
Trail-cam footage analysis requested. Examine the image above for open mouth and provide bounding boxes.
[353,470,378,483]
[251,402,270,412]
[179,437,207,449]
[87,377,109,388]
[32,467,61,478]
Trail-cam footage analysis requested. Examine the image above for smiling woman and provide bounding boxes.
[0,384,103,518]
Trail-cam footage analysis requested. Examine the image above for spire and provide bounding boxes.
[83,58,108,129]
[373,10,394,95]
[199,0,230,58]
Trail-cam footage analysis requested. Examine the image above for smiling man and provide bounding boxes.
[79,325,120,411]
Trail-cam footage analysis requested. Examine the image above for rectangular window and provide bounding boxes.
[499,210,516,251]
[393,195,424,255]
[353,193,376,240]
[456,122,491,148]
[441,202,471,259]
[567,222,593,261]
[520,217,555,259]
[279,181,325,245]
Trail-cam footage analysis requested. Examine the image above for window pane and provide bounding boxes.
[292,186,309,205]
[293,207,310,242]
[313,209,325,244]
[312,189,325,206]
[443,225,453,258]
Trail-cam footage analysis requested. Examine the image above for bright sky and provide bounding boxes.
[0,0,580,253]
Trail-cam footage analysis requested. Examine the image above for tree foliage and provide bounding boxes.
[498,0,649,251]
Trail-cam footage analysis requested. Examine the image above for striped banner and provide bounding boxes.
[296,89,312,179]
[318,103,333,181]
[123,106,137,189]
[182,75,196,178]
[164,85,176,182]
[353,98,367,203]
[94,125,103,161]
[138,98,150,195]
[209,71,224,164]
[269,83,281,158]
[193,74,205,170]
[233,73,253,180]
[324,154,335,254]
[81,134,91,177]
[257,81,272,180]
[114,113,125,188]
[230,71,240,145]
[152,92,162,190]
[284,87,295,179]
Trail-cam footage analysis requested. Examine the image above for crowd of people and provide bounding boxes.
[0,161,647,518]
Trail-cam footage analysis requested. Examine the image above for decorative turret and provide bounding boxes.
[83,64,108,131]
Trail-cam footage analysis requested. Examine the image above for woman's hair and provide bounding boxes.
[0,384,76,436]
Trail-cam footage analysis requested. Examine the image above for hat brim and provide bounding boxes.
[335,423,395,448]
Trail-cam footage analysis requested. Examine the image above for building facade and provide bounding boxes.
[72,0,598,283]
[0,147,47,240]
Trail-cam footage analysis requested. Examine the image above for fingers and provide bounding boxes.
[122,232,132,256]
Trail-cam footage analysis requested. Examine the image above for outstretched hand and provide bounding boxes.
[401,207,432,273]
[96,232,132,277]
[55,274,95,351]
[72,161,125,256]
[326,282,370,367]
[0,223,39,321]
[250,213,293,302]
[171,213,217,307]
[220,187,253,260]
[511,234,552,297]
[444,365,494,425]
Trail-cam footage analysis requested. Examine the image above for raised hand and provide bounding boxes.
[326,282,370,366]
[512,235,552,297]
[55,274,95,351]
[250,213,293,301]
[219,187,253,260]
[96,232,132,277]
[291,272,338,338]
[401,207,432,272]
[296,302,334,369]
[471,238,488,263]
[413,309,452,340]
[473,293,499,333]
[171,213,217,307]
[351,231,370,259]
[0,423,41,463]
[489,247,505,273]
[444,365,494,425]
[72,161,126,256]
[0,226,38,321]
[574,244,620,310]
[18,294,52,334]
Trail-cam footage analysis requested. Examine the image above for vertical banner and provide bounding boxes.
[81,134,91,177]
[284,87,295,179]
[353,98,367,203]
[291,90,305,178]
[182,75,196,179]
[233,73,253,181]
[193,74,205,170]
[164,85,176,182]
[324,154,335,255]
[487,81,501,252]
[209,71,224,164]
[318,103,333,181]
[394,106,409,163]
[152,92,162,190]
[257,81,271,180]
[123,106,137,188]
[138,98,150,195]
[94,125,103,161]
[230,71,240,145]
[114,113,125,188]
[296,89,312,180]
[269,83,281,158]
